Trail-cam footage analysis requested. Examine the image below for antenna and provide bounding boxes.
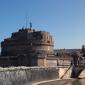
[25,15,28,28]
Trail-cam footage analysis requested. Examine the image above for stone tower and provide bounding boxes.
[1,28,54,56]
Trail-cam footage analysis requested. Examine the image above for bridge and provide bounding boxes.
[70,51,85,78]
[59,51,85,79]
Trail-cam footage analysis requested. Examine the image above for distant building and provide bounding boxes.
[54,49,81,56]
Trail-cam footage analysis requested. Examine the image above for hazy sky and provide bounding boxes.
[0,0,85,49]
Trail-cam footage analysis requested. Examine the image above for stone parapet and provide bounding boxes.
[0,67,59,85]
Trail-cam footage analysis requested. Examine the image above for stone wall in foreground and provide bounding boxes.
[0,67,59,85]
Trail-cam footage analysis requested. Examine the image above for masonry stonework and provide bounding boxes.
[0,28,58,67]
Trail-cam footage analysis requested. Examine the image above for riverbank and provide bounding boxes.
[0,66,78,85]
[33,78,76,85]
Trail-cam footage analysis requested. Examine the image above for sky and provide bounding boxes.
[0,0,85,49]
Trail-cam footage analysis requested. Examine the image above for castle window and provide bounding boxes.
[47,40,50,43]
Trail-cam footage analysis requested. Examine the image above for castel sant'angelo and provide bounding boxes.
[0,25,59,67]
